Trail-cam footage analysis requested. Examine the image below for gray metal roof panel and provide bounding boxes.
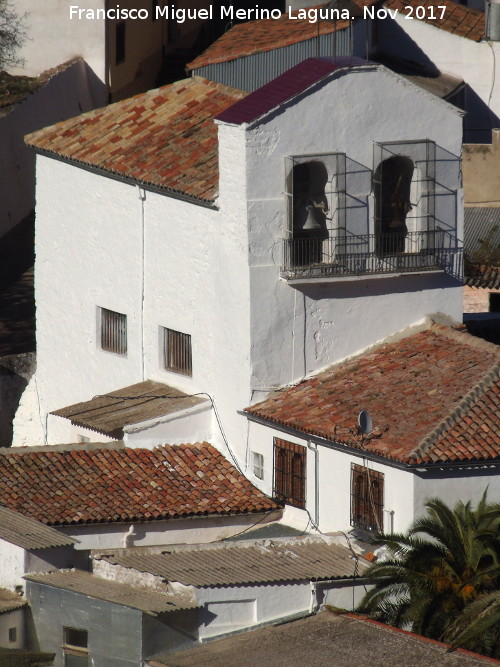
[24,570,197,614]
[94,538,366,587]
[0,506,77,550]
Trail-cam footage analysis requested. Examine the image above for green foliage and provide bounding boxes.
[357,492,500,657]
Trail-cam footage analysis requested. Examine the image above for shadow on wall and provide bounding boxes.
[0,352,35,447]
[373,20,500,143]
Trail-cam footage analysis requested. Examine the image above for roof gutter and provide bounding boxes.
[27,146,218,210]
[241,411,500,472]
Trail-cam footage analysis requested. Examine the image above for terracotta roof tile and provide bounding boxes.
[187,5,350,71]
[0,443,280,526]
[25,77,247,204]
[246,324,499,464]
[384,0,484,41]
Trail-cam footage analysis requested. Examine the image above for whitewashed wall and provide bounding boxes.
[57,511,282,550]
[0,59,99,239]
[0,540,25,591]
[240,65,464,395]
[12,0,107,83]
[0,609,25,649]
[246,419,417,534]
[376,15,500,137]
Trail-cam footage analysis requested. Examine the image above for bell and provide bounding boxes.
[301,204,322,231]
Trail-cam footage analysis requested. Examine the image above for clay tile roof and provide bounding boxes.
[25,77,247,204]
[24,570,197,614]
[187,5,350,71]
[0,588,28,614]
[245,324,500,465]
[217,58,361,126]
[0,505,77,550]
[384,0,484,41]
[0,443,280,526]
[51,380,207,439]
[94,537,367,587]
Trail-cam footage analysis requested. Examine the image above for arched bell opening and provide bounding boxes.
[373,155,414,255]
[291,160,329,265]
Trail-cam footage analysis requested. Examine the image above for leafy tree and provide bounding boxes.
[0,1,26,69]
[357,493,500,656]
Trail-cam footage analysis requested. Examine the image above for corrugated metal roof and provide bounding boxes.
[464,207,500,259]
[0,506,77,550]
[51,380,207,438]
[0,588,28,614]
[94,538,366,587]
[24,570,197,615]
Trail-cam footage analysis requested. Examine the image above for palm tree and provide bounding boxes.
[357,492,500,654]
[444,591,500,658]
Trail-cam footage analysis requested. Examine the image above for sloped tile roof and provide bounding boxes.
[0,588,28,614]
[0,444,280,526]
[245,324,500,465]
[0,505,77,550]
[94,537,367,587]
[25,77,247,204]
[51,380,207,439]
[187,5,350,71]
[216,58,358,126]
[24,570,197,614]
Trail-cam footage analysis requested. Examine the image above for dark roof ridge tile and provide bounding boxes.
[411,364,500,462]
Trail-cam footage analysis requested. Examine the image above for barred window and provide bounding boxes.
[99,308,127,356]
[163,327,192,376]
[351,464,384,532]
[115,21,126,64]
[274,438,306,508]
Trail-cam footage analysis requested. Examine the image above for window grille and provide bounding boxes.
[163,327,192,376]
[273,438,306,508]
[350,464,384,532]
[99,308,127,355]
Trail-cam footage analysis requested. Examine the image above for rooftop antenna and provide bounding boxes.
[358,410,373,435]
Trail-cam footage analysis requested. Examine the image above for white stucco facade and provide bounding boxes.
[374,14,500,140]
[18,64,464,466]
[0,608,25,650]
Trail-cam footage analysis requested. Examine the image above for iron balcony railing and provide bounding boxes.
[281,230,463,281]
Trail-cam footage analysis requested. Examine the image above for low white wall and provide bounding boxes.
[59,512,282,550]
[0,609,25,649]
[124,402,213,448]
[196,582,311,639]
[0,58,101,239]
[0,541,25,591]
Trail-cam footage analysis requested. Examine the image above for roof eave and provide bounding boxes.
[241,411,500,470]
[27,145,219,210]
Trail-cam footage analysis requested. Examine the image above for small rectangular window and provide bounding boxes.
[100,307,127,356]
[351,464,384,532]
[252,452,264,480]
[8,627,16,643]
[116,21,126,64]
[163,327,192,376]
[274,438,306,508]
[64,627,89,667]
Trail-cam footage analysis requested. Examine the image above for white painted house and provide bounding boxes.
[11,0,214,102]
[18,58,464,468]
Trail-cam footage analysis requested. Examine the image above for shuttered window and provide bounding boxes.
[163,327,192,376]
[351,464,384,531]
[100,308,127,356]
[274,438,306,508]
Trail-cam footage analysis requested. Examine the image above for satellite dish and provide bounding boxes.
[358,410,373,435]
